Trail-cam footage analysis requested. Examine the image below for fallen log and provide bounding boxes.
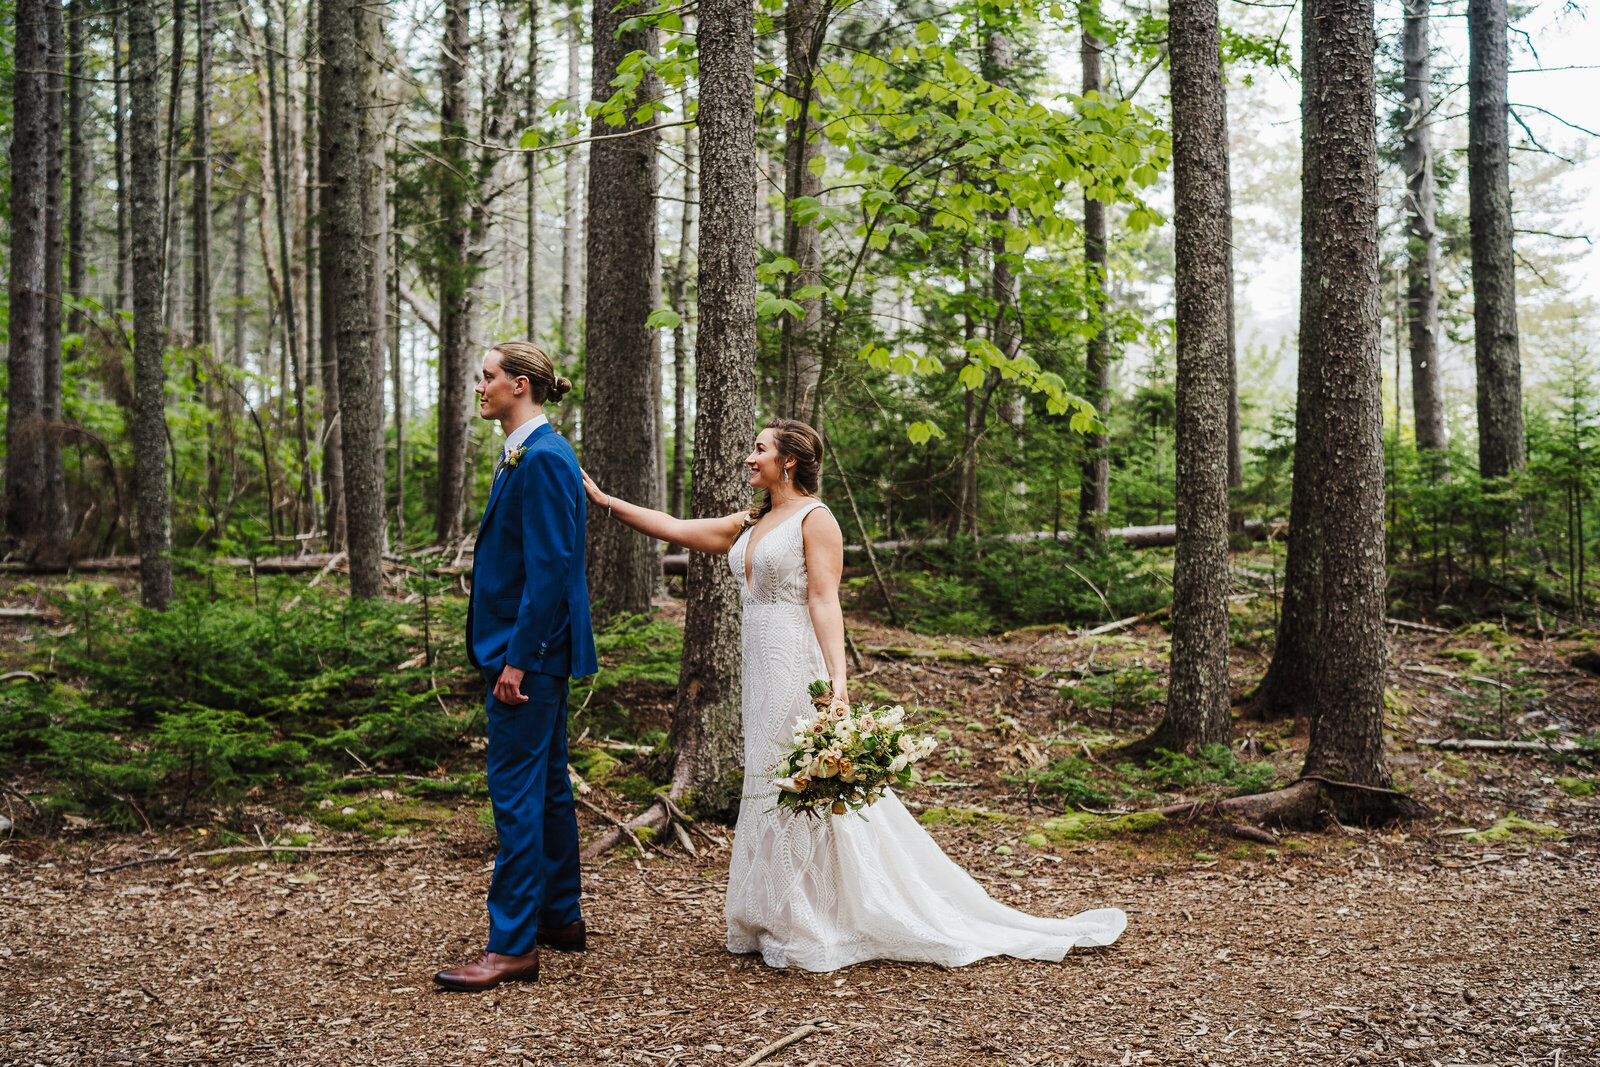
[1414,737,1579,753]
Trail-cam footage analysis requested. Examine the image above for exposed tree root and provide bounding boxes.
[1158,776,1430,831]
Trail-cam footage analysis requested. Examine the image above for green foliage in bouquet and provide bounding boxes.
[770,682,939,818]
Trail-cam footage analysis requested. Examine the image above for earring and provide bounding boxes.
[783,468,791,485]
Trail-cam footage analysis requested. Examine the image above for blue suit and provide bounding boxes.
[467,421,598,956]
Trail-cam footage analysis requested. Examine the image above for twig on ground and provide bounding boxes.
[2,781,41,816]
[0,670,44,683]
[576,795,653,857]
[1387,617,1451,634]
[308,551,347,589]
[737,1020,826,1067]
[1414,737,1579,754]
[89,854,181,874]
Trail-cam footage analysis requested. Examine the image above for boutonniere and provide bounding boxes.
[496,445,529,477]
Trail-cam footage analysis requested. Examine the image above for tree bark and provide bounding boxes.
[1300,0,1393,812]
[41,0,70,551]
[525,0,539,334]
[114,9,130,313]
[1222,82,1243,496]
[1077,8,1110,538]
[434,0,473,543]
[319,92,346,551]
[1467,0,1523,479]
[670,120,698,520]
[779,0,828,423]
[1402,0,1446,456]
[191,0,214,348]
[129,0,173,608]
[1144,0,1232,753]
[233,192,248,366]
[321,0,386,596]
[559,0,584,355]
[670,0,757,818]
[584,0,662,621]
[160,0,185,334]
[1248,6,1327,722]
[67,0,87,338]
[7,0,51,547]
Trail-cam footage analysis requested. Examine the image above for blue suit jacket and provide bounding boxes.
[467,423,598,680]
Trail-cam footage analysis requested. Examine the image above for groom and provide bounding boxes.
[434,341,598,992]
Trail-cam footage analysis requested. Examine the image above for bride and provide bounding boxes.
[582,418,1126,971]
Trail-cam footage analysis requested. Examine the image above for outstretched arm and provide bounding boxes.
[582,468,748,556]
[803,508,849,707]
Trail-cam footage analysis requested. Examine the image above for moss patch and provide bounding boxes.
[570,746,623,781]
[1556,777,1594,798]
[917,806,1023,827]
[1461,814,1565,843]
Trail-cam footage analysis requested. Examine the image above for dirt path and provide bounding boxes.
[3,828,1595,1067]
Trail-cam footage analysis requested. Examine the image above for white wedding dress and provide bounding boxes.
[723,499,1127,971]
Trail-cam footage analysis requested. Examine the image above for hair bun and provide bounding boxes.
[549,375,573,401]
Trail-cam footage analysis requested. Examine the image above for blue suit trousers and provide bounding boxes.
[483,670,583,956]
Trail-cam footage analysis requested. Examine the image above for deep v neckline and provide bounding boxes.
[742,504,813,593]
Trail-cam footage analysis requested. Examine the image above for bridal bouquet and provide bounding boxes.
[770,680,939,818]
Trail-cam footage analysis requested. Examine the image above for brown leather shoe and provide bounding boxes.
[537,918,587,952]
[432,950,540,992]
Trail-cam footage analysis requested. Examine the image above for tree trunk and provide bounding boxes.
[1248,7,1327,722]
[1142,0,1232,754]
[1222,83,1243,497]
[1467,0,1523,479]
[1077,8,1110,539]
[584,0,662,621]
[41,0,70,551]
[319,105,347,551]
[670,120,698,520]
[160,0,185,334]
[7,0,50,547]
[321,0,385,596]
[434,0,473,543]
[263,4,308,534]
[233,192,248,366]
[191,0,214,348]
[1300,0,1393,814]
[67,0,87,338]
[129,0,173,609]
[670,0,757,818]
[114,9,130,313]
[525,0,539,334]
[559,0,584,355]
[1403,0,1446,456]
[779,0,828,423]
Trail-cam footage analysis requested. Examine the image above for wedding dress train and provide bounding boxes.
[723,500,1128,972]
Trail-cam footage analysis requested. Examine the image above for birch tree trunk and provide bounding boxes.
[191,0,214,348]
[67,0,88,338]
[1403,0,1447,456]
[114,9,130,312]
[670,120,698,520]
[559,0,584,355]
[779,0,827,423]
[670,0,757,815]
[1468,0,1523,479]
[584,0,661,621]
[1142,0,1232,753]
[1077,7,1110,538]
[1300,0,1394,811]
[130,0,173,608]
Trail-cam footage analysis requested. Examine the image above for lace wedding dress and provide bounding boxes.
[723,499,1128,971]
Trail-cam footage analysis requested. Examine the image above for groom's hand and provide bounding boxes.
[495,665,529,705]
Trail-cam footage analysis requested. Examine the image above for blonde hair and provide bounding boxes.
[490,340,572,403]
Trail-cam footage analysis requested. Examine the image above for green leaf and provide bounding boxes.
[518,127,542,149]
[906,420,946,445]
[959,363,987,391]
[644,308,683,330]
[807,154,827,177]
[915,20,939,44]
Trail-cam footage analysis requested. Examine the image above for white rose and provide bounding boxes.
[898,734,916,755]
[889,754,909,773]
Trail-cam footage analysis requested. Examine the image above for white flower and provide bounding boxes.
[773,776,808,794]
[889,754,909,773]
[897,734,917,755]
[857,715,876,733]
[914,736,938,758]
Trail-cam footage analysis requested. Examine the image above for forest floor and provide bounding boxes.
[4,598,1600,1066]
